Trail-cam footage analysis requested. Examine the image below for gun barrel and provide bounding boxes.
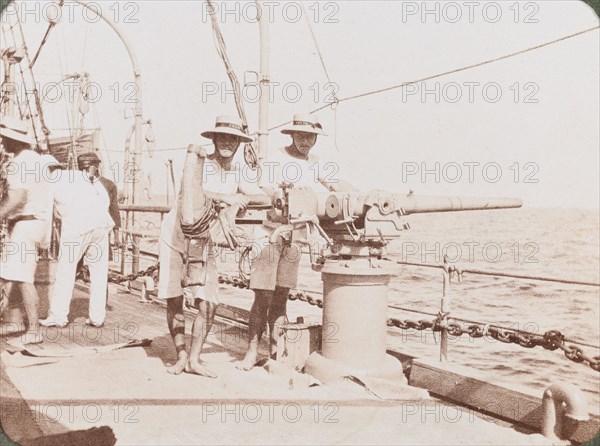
[395,195,523,215]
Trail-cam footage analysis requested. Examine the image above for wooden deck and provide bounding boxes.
[0,282,573,445]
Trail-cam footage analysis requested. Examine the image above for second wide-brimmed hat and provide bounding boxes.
[0,116,35,145]
[281,113,326,136]
[201,116,253,143]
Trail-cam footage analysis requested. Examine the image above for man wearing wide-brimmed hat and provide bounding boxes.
[0,117,48,344]
[237,112,356,370]
[158,115,269,378]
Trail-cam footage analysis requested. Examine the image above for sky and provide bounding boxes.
[1,0,599,209]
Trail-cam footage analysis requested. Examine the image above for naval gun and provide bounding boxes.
[270,185,522,385]
[273,186,522,258]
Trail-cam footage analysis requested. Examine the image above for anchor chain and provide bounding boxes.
[218,273,249,289]
[386,316,600,371]
[106,264,160,284]
[217,274,324,308]
[288,290,323,308]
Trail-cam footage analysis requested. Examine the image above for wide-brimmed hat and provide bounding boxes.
[0,116,35,145]
[201,116,253,143]
[281,113,326,136]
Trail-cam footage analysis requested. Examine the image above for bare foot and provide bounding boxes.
[22,331,43,345]
[235,351,258,371]
[167,351,188,375]
[184,360,217,378]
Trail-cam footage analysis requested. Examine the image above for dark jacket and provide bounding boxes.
[99,176,121,229]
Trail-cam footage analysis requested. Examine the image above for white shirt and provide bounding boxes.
[5,150,52,220]
[202,157,264,196]
[260,146,332,194]
[52,170,114,236]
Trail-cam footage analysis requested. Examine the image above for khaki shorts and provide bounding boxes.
[249,235,301,291]
[157,236,219,304]
[0,219,48,284]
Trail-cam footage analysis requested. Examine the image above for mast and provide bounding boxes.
[0,49,19,118]
[69,0,143,207]
[69,0,144,272]
[256,1,270,163]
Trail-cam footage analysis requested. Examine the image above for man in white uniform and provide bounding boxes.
[0,117,49,344]
[237,113,356,370]
[39,160,114,328]
[158,116,269,378]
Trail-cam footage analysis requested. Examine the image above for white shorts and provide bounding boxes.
[0,219,49,284]
[249,234,301,291]
[157,235,219,304]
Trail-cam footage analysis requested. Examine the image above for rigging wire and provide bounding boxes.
[269,25,600,132]
[91,100,112,167]
[396,260,600,288]
[102,143,213,153]
[55,32,76,167]
[80,21,89,71]
[300,2,340,151]
[300,2,336,90]
[30,0,64,69]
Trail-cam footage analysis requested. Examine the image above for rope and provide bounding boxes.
[180,199,219,237]
[396,260,600,287]
[30,0,64,68]
[205,0,258,169]
[268,25,600,132]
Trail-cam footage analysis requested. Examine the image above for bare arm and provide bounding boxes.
[238,178,271,206]
[244,193,271,206]
[205,191,248,208]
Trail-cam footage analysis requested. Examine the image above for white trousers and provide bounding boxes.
[48,227,110,324]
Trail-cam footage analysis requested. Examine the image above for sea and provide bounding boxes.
[135,204,600,412]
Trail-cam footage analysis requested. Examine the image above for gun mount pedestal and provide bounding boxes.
[304,253,413,392]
